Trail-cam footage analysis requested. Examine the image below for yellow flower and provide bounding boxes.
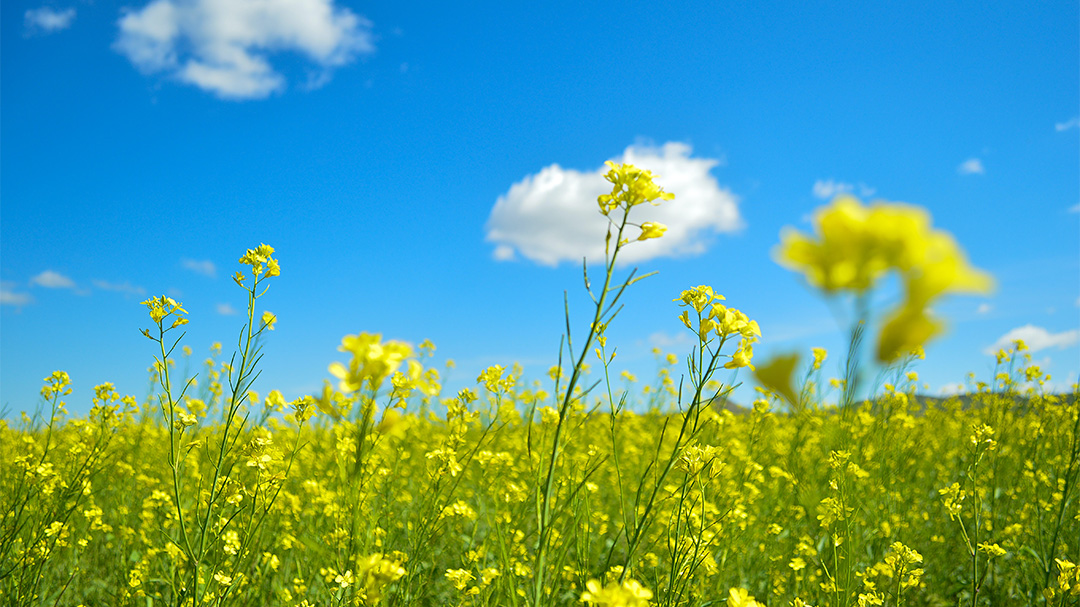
[261,311,277,330]
[598,162,674,216]
[725,340,755,370]
[637,221,667,241]
[753,352,800,404]
[580,578,653,607]
[238,243,279,278]
[330,332,414,392]
[141,295,187,325]
[675,285,724,313]
[445,568,475,591]
[876,305,942,363]
[727,587,762,607]
[775,195,992,361]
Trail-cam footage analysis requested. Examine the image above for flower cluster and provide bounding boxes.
[598,161,673,241]
[675,285,761,369]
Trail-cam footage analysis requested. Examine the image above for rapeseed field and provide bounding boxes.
[2,163,1077,607]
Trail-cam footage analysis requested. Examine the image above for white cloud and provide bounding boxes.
[1068,203,1080,214]
[25,7,76,34]
[958,158,985,175]
[937,383,967,397]
[812,179,876,200]
[31,270,76,289]
[93,279,147,297]
[181,258,216,278]
[486,142,741,267]
[976,303,993,315]
[1056,117,1080,132]
[492,245,516,262]
[647,331,694,349]
[114,0,374,100]
[0,282,34,307]
[984,324,1079,354]
[216,302,238,315]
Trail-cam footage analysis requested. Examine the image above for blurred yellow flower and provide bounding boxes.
[776,195,992,361]
[580,578,653,607]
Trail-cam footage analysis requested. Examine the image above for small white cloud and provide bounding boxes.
[92,279,147,297]
[1056,117,1080,132]
[984,324,1079,354]
[30,270,75,289]
[938,383,967,397]
[114,0,375,100]
[25,7,76,34]
[216,302,238,315]
[976,303,993,315]
[486,142,741,267]
[647,331,693,349]
[1,282,34,306]
[958,158,985,175]
[1068,203,1080,214]
[812,179,876,201]
[181,258,216,278]
[492,245,516,261]
[812,179,853,200]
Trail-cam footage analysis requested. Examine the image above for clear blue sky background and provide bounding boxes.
[3,0,1078,415]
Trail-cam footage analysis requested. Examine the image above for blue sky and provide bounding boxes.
[3,0,1078,415]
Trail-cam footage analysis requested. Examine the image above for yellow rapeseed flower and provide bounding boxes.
[580,578,653,607]
[597,162,675,216]
[775,195,992,361]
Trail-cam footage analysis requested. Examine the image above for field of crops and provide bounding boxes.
[2,165,1077,607]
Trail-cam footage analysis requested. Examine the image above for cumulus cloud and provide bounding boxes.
[181,258,216,277]
[93,279,147,297]
[216,302,238,315]
[1,282,34,307]
[1056,117,1080,132]
[958,158,985,175]
[811,179,876,200]
[25,7,76,34]
[31,270,76,289]
[486,142,741,267]
[114,0,374,100]
[984,324,1079,354]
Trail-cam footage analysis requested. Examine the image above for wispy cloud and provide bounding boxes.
[1068,203,1080,214]
[984,324,1079,354]
[1,282,34,307]
[30,270,76,289]
[957,158,985,175]
[811,179,876,200]
[24,7,76,35]
[647,331,694,350]
[975,303,993,315]
[181,258,216,278]
[92,279,147,297]
[937,382,967,397]
[216,302,238,315]
[486,142,741,266]
[114,0,375,100]
[1055,117,1080,132]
